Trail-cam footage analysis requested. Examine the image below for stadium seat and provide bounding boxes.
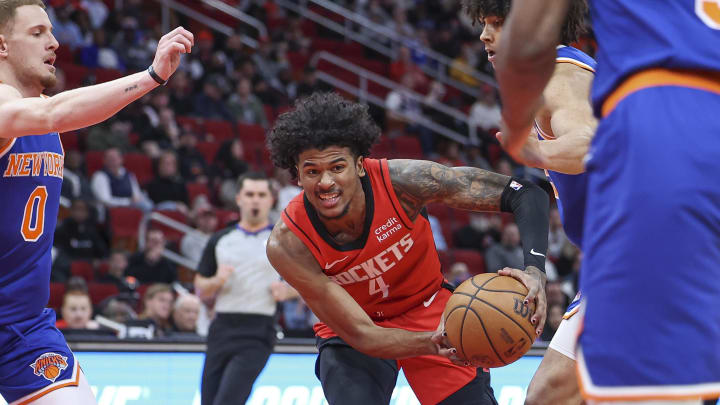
[215,209,239,229]
[205,119,235,141]
[176,115,205,135]
[123,153,154,186]
[196,141,221,166]
[237,123,266,144]
[85,150,104,176]
[70,261,94,282]
[187,182,211,205]
[87,283,119,307]
[108,207,143,249]
[48,282,66,310]
[393,136,424,160]
[60,131,79,151]
[450,249,486,275]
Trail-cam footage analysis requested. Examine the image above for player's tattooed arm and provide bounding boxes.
[388,159,510,220]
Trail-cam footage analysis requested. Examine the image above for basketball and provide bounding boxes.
[443,273,536,368]
[44,365,60,380]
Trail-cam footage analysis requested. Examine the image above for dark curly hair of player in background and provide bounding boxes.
[461,0,588,45]
[267,92,381,178]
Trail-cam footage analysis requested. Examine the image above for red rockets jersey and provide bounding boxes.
[282,158,444,337]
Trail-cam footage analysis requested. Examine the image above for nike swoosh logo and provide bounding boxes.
[530,249,546,257]
[324,256,349,270]
[423,291,439,307]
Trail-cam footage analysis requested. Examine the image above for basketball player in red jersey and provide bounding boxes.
[266,93,550,404]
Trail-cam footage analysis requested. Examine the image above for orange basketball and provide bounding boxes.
[442,273,536,368]
[44,365,60,380]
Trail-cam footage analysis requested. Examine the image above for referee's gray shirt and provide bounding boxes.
[197,224,279,316]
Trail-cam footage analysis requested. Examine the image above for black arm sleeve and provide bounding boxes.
[500,178,550,272]
[196,227,233,277]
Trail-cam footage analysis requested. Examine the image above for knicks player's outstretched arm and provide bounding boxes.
[0,27,193,139]
[497,63,597,174]
[267,220,450,359]
[388,159,550,335]
[494,0,570,162]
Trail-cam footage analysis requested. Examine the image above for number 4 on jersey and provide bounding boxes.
[697,0,720,29]
[22,186,48,242]
[369,276,389,298]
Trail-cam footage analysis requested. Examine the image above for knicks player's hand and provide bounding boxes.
[498,266,547,337]
[496,125,548,169]
[151,26,194,82]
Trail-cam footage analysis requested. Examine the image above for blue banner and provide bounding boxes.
[1,352,542,405]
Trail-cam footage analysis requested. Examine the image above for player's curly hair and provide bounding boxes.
[267,92,381,178]
[461,0,588,45]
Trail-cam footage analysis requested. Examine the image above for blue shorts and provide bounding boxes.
[578,85,720,400]
[0,309,79,403]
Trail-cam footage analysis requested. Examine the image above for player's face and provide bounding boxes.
[236,179,274,226]
[1,5,59,90]
[296,146,365,220]
[479,15,504,68]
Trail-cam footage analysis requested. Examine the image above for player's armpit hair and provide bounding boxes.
[387,159,509,220]
[461,0,588,44]
[266,92,381,178]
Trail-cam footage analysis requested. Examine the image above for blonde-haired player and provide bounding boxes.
[0,1,192,403]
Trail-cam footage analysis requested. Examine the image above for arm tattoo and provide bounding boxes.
[124,84,139,93]
[388,159,510,220]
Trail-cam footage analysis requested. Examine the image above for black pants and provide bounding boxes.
[201,313,276,405]
[315,337,498,405]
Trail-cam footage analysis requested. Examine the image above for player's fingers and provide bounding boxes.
[178,27,194,45]
[498,268,529,302]
[169,42,188,54]
[533,294,547,336]
[495,132,503,143]
[168,33,192,53]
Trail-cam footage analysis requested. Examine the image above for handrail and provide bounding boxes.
[311,51,477,144]
[276,0,495,97]
[199,0,268,38]
[156,0,258,49]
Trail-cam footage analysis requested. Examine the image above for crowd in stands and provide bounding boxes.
[48,0,589,342]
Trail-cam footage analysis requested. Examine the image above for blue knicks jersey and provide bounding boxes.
[0,134,63,325]
[589,0,720,116]
[537,46,596,247]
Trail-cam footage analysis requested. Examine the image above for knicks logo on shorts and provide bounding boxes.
[30,352,68,383]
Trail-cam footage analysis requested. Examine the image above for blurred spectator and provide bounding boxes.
[540,304,564,342]
[228,77,268,127]
[177,131,210,183]
[126,229,177,284]
[453,213,502,252]
[448,262,470,287]
[390,46,428,88]
[548,207,569,259]
[295,67,332,100]
[181,207,218,268]
[112,16,152,71]
[97,250,133,291]
[193,75,234,121]
[86,118,132,151]
[391,6,415,37]
[495,158,515,177]
[215,139,251,208]
[139,90,180,149]
[546,280,570,309]
[146,151,189,212]
[80,29,124,70]
[385,73,434,154]
[427,214,448,252]
[91,148,151,210]
[485,223,524,272]
[61,149,96,207]
[252,38,282,89]
[98,297,137,324]
[80,0,109,29]
[168,70,195,116]
[274,169,301,211]
[54,199,108,260]
[139,283,175,337]
[450,42,481,87]
[463,144,492,170]
[282,297,315,337]
[470,87,502,132]
[436,140,466,167]
[50,5,85,50]
[170,294,202,334]
[56,289,100,330]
